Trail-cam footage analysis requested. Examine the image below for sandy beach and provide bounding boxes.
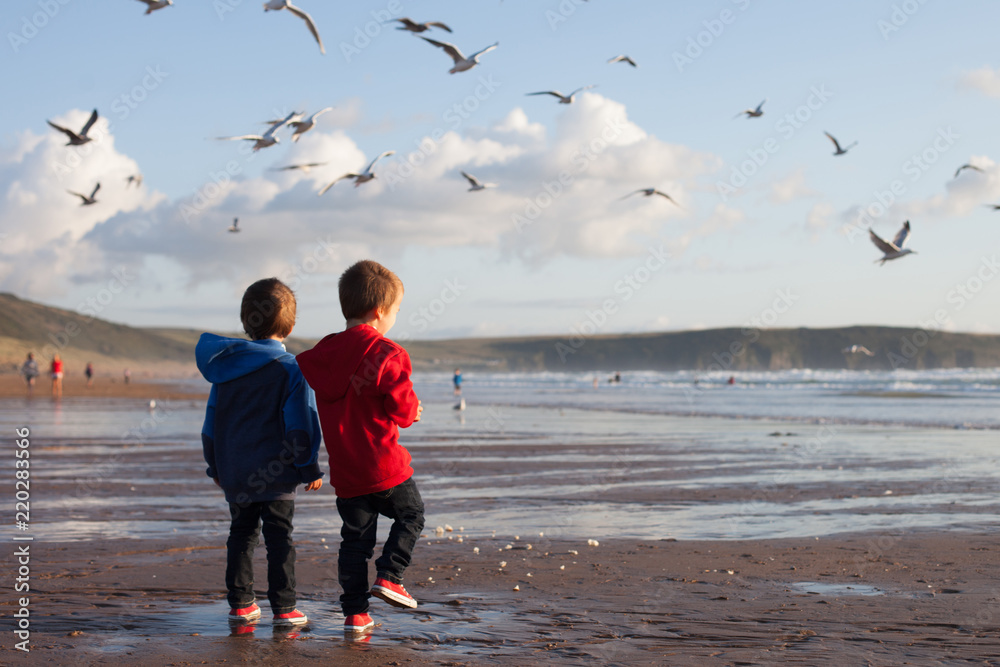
[4,377,1000,665]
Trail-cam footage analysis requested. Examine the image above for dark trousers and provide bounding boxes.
[336,477,425,615]
[226,500,297,614]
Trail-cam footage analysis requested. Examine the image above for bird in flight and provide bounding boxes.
[420,37,498,73]
[136,0,173,14]
[271,162,328,173]
[318,151,395,194]
[125,173,143,188]
[461,171,496,192]
[870,221,916,264]
[954,163,984,179]
[620,188,679,206]
[842,345,875,356]
[526,85,596,105]
[68,183,100,206]
[228,218,240,233]
[263,1,324,54]
[217,111,299,151]
[607,55,638,67]
[393,17,452,33]
[288,107,333,142]
[735,99,766,119]
[824,131,857,156]
[47,109,99,146]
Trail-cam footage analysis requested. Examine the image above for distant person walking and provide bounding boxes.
[85,362,94,388]
[453,368,462,396]
[123,368,131,385]
[21,353,39,395]
[50,354,64,398]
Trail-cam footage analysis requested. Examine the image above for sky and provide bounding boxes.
[3,1,1000,341]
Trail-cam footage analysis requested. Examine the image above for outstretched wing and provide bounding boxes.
[892,220,910,249]
[80,109,99,137]
[318,174,359,196]
[461,171,481,187]
[569,84,597,97]
[285,2,325,54]
[47,120,79,141]
[421,37,464,63]
[527,91,565,99]
[469,42,498,61]
[90,182,101,198]
[427,21,452,32]
[824,131,842,152]
[364,150,395,173]
[869,229,898,254]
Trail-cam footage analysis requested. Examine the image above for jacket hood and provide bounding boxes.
[296,325,382,403]
[196,333,292,384]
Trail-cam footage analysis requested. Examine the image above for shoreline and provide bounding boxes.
[0,374,207,401]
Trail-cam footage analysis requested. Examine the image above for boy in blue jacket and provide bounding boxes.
[196,277,323,627]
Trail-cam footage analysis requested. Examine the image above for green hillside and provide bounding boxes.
[2,293,999,373]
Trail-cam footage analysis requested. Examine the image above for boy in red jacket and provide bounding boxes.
[296,260,423,635]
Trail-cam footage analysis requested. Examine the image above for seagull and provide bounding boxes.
[420,37,498,74]
[271,162,328,173]
[288,107,333,142]
[984,204,1000,210]
[136,0,173,14]
[526,85,596,105]
[47,109,99,146]
[735,99,766,119]
[217,111,298,151]
[824,131,857,156]
[620,188,679,205]
[607,54,638,67]
[263,1,324,54]
[842,345,875,356]
[954,163,985,179]
[318,151,394,195]
[125,173,143,188]
[67,183,100,206]
[228,217,240,233]
[870,221,916,265]
[393,17,452,33]
[461,171,496,192]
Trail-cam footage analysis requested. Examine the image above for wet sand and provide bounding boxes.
[0,374,206,401]
[4,396,1000,664]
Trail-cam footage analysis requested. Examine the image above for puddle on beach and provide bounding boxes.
[789,582,884,597]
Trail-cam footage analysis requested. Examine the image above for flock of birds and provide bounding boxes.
[47,1,997,269]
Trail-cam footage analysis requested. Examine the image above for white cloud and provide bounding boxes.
[959,66,1000,98]
[806,202,834,233]
[897,155,1000,219]
[768,169,818,204]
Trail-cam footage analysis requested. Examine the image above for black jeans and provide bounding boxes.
[226,500,297,614]
[336,477,425,615]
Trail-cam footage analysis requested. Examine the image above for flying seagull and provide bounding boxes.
[824,131,857,156]
[228,218,240,233]
[954,163,984,179]
[47,109,99,146]
[217,111,299,151]
[125,173,143,188]
[607,54,638,67]
[870,220,916,265]
[393,17,452,33]
[288,107,333,142]
[420,37,498,74]
[68,183,100,206]
[263,1,325,54]
[842,345,875,356]
[735,99,766,119]
[136,0,173,14]
[461,171,496,192]
[620,188,679,205]
[318,151,394,195]
[271,162,328,173]
[526,85,596,105]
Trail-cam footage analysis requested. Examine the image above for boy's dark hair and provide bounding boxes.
[339,260,403,320]
[241,278,296,340]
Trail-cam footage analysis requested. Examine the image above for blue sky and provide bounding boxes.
[3,0,1000,340]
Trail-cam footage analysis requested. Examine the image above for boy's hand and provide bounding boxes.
[305,479,323,491]
[414,400,423,422]
[213,477,221,488]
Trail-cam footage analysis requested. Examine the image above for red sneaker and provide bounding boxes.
[344,613,375,633]
[228,602,261,623]
[371,578,418,609]
[273,609,309,626]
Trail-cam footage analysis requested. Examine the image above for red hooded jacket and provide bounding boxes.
[296,324,420,498]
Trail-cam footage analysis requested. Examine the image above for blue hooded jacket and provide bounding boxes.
[196,333,323,504]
